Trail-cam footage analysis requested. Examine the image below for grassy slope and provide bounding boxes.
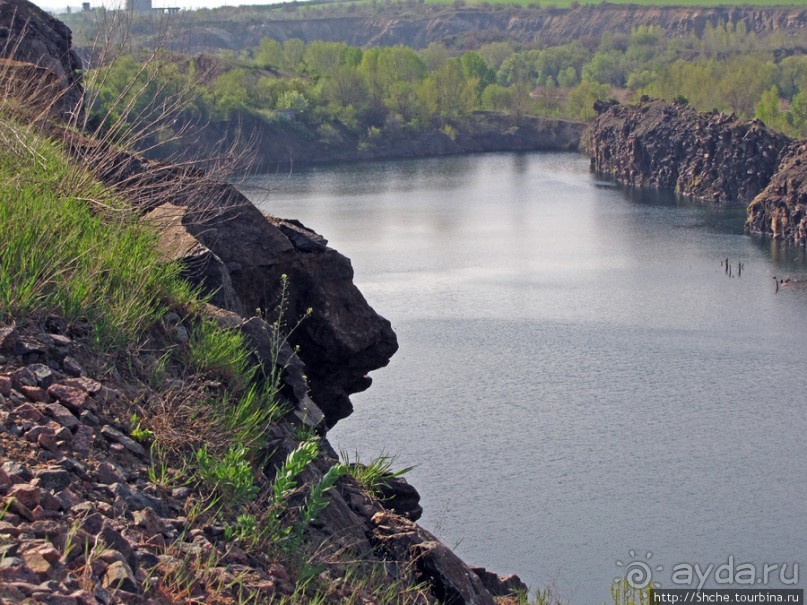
[0,110,438,603]
[0,114,194,349]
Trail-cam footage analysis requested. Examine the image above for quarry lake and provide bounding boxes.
[238,152,807,604]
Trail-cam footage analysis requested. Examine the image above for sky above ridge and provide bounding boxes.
[31,0,283,14]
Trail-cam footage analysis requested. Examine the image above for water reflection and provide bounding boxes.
[238,152,807,605]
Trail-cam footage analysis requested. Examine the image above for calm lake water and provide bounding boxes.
[238,152,807,604]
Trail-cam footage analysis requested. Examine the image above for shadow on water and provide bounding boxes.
[750,235,807,272]
[613,184,752,234]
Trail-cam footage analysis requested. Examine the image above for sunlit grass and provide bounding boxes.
[0,114,194,349]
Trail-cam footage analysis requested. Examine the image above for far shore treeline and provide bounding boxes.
[64,6,807,162]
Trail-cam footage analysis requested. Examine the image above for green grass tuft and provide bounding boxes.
[188,317,254,385]
[0,115,193,349]
[340,450,416,497]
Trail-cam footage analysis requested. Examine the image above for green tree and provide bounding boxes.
[276,90,310,114]
[209,69,250,118]
[498,52,534,86]
[557,66,578,88]
[777,55,807,100]
[509,81,535,119]
[478,41,514,71]
[358,48,384,105]
[255,38,283,69]
[461,51,495,93]
[716,55,775,117]
[378,46,426,88]
[304,41,347,76]
[788,90,807,137]
[339,46,363,68]
[532,42,591,87]
[323,65,369,113]
[582,51,625,87]
[755,85,783,130]
[384,81,421,122]
[481,83,512,112]
[566,79,611,121]
[420,42,448,72]
[431,59,478,121]
[283,39,306,72]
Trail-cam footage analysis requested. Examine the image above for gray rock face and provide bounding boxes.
[139,182,398,427]
[589,98,791,205]
[145,203,244,315]
[589,98,807,245]
[371,511,523,605]
[146,5,807,52]
[747,142,807,243]
[0,0,82,115]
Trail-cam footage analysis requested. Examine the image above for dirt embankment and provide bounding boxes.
[156,4,807,52]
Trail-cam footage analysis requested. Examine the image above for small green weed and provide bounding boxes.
[611,578,655,605]
[293,424,317,442]
[214,381,287,454]
[224,513,258,542]
[195,443,259,506]
[130,413,155,445]
[299,462,348,528]
[272,439,320,503]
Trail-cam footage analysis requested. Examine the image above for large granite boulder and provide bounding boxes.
[0,0,82,115]
[179,197,399,428]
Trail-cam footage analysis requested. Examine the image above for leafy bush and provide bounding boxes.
[195,443,260,505]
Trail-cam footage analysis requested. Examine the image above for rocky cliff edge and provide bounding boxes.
[0,1,526,603]
[589,97,807,244]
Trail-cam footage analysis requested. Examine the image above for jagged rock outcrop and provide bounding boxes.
[160,192,399,428]
[0,0,82,115]
[589,98,807,245]
[48,128,398,428]
[747,142,807,242]
[589,98,792,205]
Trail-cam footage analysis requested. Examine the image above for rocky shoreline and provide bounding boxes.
[589,98,807,244]
[0,318,525,604]
[153,110,586,174]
